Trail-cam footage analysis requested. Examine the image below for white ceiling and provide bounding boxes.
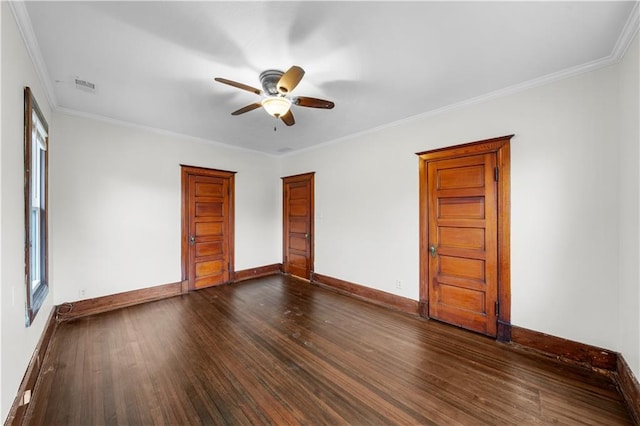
[15,1,639,155]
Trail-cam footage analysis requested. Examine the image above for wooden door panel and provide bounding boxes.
[195,180,224,197]
[438,164,485,189]
[437,284,485,312]
[289,186,308,199]
[434,303,489,333]
[289,220,308,234]
[195,202,224,218]
[438,197,485,218]
[195,241,223,257]
[427,153,497,336]
[288,253,309,278]
[196,260,224,276]
[289,235,307,252]
[195,274,225,289]
[439,256,485,280]
[439,227,485,250]
[290,201,308,216]
[182,167,235,291]
[195,222,223,236]
[283,173,314,280]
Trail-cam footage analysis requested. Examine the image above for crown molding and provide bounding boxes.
[612,1,640,61]
[8,0,58,109]
[54,106,279,158]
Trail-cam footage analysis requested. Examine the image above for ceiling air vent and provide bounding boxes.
[74,78,96,93]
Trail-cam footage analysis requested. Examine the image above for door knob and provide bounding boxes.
[189,235,196,246]
[429,245,437,258]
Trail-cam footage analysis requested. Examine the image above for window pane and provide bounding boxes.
[39,147,46,208]
[25,87,49,326]
[30,208,40,288]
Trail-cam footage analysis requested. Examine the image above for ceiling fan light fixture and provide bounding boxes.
[215,66,334,126]
[261,96,291,117]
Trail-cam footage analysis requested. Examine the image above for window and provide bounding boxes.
[24,87,49,326]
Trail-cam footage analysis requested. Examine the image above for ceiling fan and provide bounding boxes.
[214,66,334,127]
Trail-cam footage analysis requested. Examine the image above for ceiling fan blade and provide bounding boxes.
[295,97,335,109]
[280,109,295,126]
[215,77,261,95]
[277,66,305,95]
[231,103,262,115]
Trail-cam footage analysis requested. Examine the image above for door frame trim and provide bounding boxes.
[417,135,513,341]
[180,165,236,288]
[281,172,315,279]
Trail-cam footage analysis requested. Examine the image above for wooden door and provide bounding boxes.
[181,166,235,290]
[282,173,314,279]
[418,136,512,339]
[428,153,497,336]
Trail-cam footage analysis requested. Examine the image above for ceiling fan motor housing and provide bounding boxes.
[259,70,285,96]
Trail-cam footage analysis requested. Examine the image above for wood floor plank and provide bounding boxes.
[25,275,633,425]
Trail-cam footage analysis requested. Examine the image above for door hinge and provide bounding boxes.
[495,301,500,315]
[494,167,499,182]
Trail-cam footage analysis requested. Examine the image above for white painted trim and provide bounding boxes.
[54,107,279,158]
[612,1,640,62]
[8,1,57,110]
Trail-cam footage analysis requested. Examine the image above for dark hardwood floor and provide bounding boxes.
[26,275,632,425]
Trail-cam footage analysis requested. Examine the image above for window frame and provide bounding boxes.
[24,87,49,326]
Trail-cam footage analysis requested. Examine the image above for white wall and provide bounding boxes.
[51,113,282,303]
[618,33,640,378]
[281,64,624,353]
[1,3,54,421]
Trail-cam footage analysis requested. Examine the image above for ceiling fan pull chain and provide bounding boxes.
[274,117,278,132]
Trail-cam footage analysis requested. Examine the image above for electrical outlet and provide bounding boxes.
[79,289,86,298]
[395,280,402,290]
